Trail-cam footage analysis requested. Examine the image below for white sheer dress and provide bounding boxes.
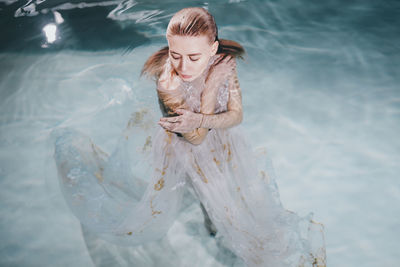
[53,55,326,267]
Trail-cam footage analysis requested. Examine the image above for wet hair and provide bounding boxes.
[141,7,245,80]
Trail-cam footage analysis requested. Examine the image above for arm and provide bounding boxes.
[178,75,219,145]
[156,59,213,145]
[168,67,242,145]
[159,64,242,133]
[157,87,211,145]
[200,68,242,129]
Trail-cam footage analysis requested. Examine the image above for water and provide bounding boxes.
[1,0,399,266]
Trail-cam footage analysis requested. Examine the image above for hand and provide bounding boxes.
[158,109,203,133]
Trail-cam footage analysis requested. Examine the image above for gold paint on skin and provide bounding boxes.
[213,157,220,166]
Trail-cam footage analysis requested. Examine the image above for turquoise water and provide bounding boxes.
[1,1,399,266]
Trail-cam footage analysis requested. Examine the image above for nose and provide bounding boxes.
[178,58,187,72]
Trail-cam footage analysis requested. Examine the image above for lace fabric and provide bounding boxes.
[215,78,230,114]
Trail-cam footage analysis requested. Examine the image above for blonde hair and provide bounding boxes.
[141,7,245,80]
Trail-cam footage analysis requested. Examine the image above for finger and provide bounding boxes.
[216,55,232,67]
[165,123,182,132]
[159,116,170,122]
[216,54,224,61]
[161,116,181,123]
[158,121,174,131]
[226,56,235,66]
[225,56,236,67]
[215,54,226,65]
[175,109,187,115]
[222,54,232,63]
[158,121,169,130]
[222,55,231,62]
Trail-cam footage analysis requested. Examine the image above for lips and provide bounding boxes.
[180,73,192,79]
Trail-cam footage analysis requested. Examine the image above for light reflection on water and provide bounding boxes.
[0,1,399,266]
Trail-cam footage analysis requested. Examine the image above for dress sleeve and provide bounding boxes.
[178,64,226,145]
[179,87,217,145]
[180,65,243,145]
[200,67,243,129]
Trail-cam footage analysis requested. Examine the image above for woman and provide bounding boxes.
[54,7,326,267]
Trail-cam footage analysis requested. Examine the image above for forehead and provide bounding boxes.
[167,35,211,54]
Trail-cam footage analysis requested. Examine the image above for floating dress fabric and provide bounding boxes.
[53,55,326,266]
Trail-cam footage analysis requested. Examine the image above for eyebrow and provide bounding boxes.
[170,51,202,56]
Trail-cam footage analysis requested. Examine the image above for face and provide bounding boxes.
[167,34,218,82]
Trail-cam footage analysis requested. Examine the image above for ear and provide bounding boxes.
[211,40,219,56]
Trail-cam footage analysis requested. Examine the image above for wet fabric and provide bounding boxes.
[53,55,326,266]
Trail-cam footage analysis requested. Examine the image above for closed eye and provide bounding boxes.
[171,54,180,60]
